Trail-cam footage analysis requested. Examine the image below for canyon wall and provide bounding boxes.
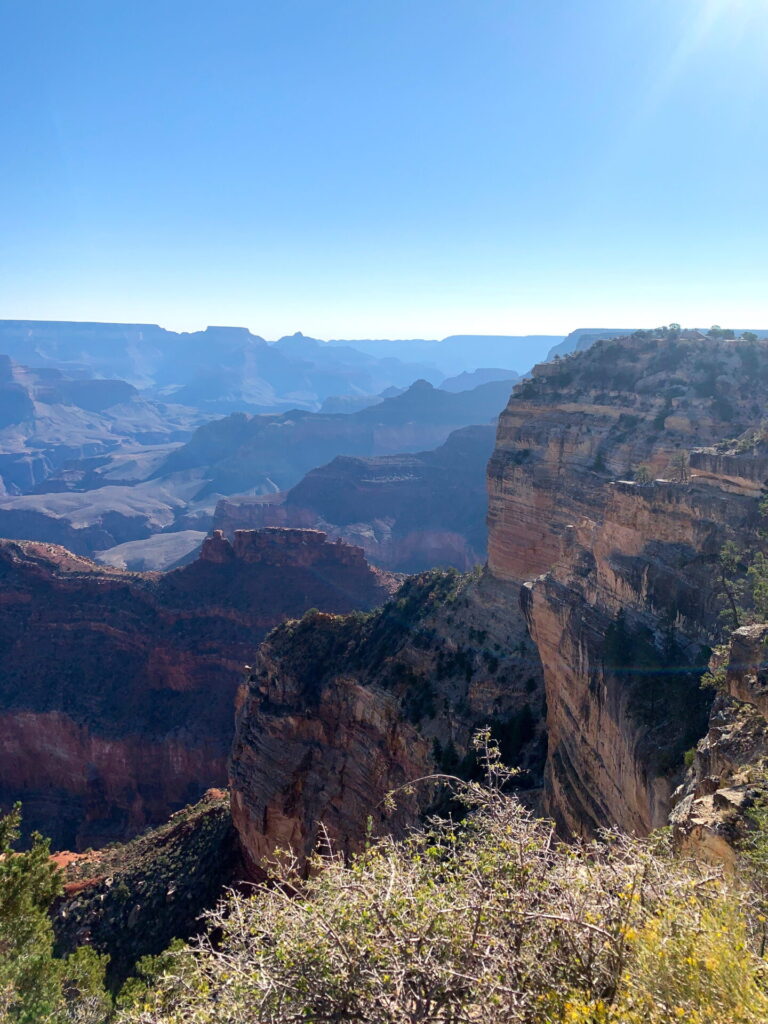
[0,529,396,850]
[488,332,768,835]
[229,568,544,875]
[214,425,495,573]
[671,624,768,866]
[203,333,768,876]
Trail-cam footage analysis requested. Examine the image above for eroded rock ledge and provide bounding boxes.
[229,568,544,876]
[671,625,768,867]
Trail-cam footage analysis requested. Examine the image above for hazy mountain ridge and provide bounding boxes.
[0,355,200,495]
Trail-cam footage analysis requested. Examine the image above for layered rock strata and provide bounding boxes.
[489,332,768,835]
[0,529,395,849]
[229,332,768,873]
[214,425,495,573]
[229,568,544,875]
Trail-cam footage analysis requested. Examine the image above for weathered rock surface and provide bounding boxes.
[671,625,768,867]
[0,529,396,850]
[229,568,544,875]
[52,789,240,989]
[490,331,768,836]
[229,331,768,873]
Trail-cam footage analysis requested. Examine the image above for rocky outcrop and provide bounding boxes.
[214,425,495,573]
[229,568,544,875]
[671,626,768,867]
[489,331,768,836]
[52,790,240,989]
[228,332,768,873]
[0,530,396,850]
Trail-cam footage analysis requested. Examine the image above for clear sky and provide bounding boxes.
[1,0,767,338]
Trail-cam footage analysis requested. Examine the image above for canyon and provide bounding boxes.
[0,528,396,850]
[228,330,768,872]
[214,423,496,572]
[5,326,768,889]
[0,378,511,570]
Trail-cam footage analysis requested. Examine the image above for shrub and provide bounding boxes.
[0,806,109,1023]
[117,750,768,1024]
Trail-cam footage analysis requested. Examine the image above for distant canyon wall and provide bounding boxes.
[0,530,395,849]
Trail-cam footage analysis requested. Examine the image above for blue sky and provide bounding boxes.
[1,0,767,337]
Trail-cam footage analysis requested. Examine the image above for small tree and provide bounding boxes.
[634,465,652,484]
[0,806,108,1023]
[748,551,768,621]
[716,541,748,630]
[669,452,690,483]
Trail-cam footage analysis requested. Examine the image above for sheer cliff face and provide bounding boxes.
[488,332,768,836]
[228,332,768,873]
[0,530,395,850]
[229,569,545,876]
[488,333,764,584]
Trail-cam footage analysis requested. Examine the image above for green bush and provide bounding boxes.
[117,750,768,1024]
[0,806,109,1023]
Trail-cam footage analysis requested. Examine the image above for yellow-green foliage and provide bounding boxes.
[117,771,768,1024]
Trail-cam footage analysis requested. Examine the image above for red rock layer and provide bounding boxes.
[0,530,396,849]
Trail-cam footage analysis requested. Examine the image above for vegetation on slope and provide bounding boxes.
[0,805,109,1023]
[52,791,239,991]
[1,743,767,1021]
[116,741,768,1024]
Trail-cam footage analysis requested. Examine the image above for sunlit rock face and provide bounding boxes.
[229,568,546,877]
[486,331,768,836]
[0,530,396,850]
[229,332,768,870]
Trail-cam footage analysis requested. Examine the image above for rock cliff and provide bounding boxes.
[0,529,395,850]
[214,425,495,573]
[489,331,768,835]
[52,789,240,989]
[228,330,768,874]
[229,568,544,876]
[671,625,768,866]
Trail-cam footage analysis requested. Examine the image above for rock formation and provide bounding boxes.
[52,790,240,989]
[0,529,396,850]
[214,424,496,573]
[671,625,768,867]
[229,568,544,876]
[228,330,768,874]
[162,378,513,497]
